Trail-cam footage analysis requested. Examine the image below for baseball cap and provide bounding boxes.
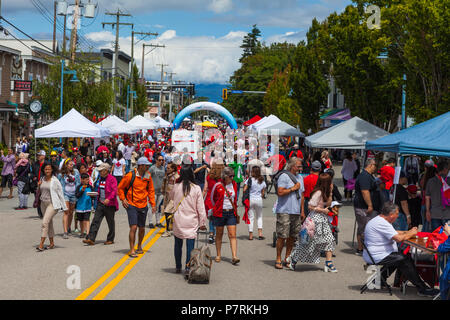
[95,160,103,166]
[73,147,79,152]
[38,150,46,156]
[97,163,111,172]
[424,160,434,168]
[311,160,322,171]
[137,157,151,166]
[330,201,343,208]
[407,185,418,194]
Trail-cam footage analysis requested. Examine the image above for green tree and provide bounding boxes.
[290,43,329,132]
[35,58,114,119]
[240,24,262,62]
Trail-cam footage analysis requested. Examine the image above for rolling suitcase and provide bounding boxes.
[186,231,212,284]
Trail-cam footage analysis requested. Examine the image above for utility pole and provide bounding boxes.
[69,0,80,63]
[167,72,176,121]
[53,1,57,53]
[130,31,158,118]
[63,14,67,54]
[141,43,165,82]
[157,64,169,117]
[102,10,133,114]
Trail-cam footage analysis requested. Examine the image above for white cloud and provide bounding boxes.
[86,27,309,84]
[208,0,233,14]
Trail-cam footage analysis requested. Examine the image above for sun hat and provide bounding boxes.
[311,160,322,171]
[97,163,111,172]
[137,157,151,166]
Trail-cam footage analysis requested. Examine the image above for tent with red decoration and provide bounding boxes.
[243,115,262,126]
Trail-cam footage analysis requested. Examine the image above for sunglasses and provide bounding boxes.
[158,159,164,161]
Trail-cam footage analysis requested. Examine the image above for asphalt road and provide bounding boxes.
[0,165,434,300]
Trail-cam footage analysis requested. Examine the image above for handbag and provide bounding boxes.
[33,186,41,208]
[223,183,239,224]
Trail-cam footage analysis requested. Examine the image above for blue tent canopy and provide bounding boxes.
[365,112,450,157]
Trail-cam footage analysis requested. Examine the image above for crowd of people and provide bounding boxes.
[1,125,449,298]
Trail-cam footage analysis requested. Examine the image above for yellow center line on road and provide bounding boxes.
[75,217,166,301]
[92,228,165,300]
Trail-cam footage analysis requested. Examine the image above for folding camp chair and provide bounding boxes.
[360,242,393,296]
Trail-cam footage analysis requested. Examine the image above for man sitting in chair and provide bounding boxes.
[363,201,440,297]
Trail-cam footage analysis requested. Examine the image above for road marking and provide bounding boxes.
[75,218,165,300]
[92,228,165,300]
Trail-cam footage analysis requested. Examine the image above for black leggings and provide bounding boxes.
[343,178,352,198]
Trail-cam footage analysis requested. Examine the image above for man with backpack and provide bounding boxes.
[273,157,305,269]
[425,160,450,231]
[117,157,156,258]
[403,155,420,185]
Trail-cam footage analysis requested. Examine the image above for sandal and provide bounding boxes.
[36,246,46,252]
[275,261,283,269]
[129,253,139,258]
[47,245,55,250]
[214,256,221,263]
[258,236,265,240]
[136,249,144,254]
[231,258,240,265]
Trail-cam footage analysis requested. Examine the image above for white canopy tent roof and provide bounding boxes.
[305,116,389,149]
[152,116,172,128]
[98,115,140,134]
[259,121,305,137]
[127,115,157,130]
[251,115,282,130]
[35,108,111,138]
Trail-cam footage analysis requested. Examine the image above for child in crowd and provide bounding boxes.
[75,173,94,239]
[407,185,422,228]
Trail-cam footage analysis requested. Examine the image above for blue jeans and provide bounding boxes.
[174,236,195,270]
[421,205,431,232]
[209,219,215,235]
[125,160,131,173]
[392,212,408,231]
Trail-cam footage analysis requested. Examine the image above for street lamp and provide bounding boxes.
[60,59,79,142]
[126,85,137,122]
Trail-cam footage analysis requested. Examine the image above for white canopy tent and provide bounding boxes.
[152,116,172,128]
[35,108,111,138]
[127,115,157,130]
[251,115,282,130]
[259,121,305,137]
[305,116,389,149]
[98,115,140,134]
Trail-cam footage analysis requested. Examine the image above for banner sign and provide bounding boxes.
[13,80,32,92]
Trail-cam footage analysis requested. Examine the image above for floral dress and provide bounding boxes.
[290,191,335,264]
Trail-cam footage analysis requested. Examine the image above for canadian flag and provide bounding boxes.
[439,176,450,207]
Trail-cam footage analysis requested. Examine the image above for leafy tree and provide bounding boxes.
[35,58,114,119]
[290,43,329,132]
[240,24,262,62]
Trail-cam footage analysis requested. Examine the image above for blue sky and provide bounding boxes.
[3,0,352,84]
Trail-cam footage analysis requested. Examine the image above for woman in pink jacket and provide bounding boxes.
[170,165,207,275]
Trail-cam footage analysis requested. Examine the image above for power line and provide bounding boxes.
[31,0,95,51]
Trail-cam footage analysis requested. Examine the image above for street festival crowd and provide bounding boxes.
[1,120,450,299]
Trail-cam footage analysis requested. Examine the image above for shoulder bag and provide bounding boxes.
[222,183,240,224]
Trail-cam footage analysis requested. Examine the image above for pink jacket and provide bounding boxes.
[170,183,207,240]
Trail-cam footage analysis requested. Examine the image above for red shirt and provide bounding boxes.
[289,150,303,159]
[268,154,286,173]
[380,165,395,190]
[144,148,155,162]
[303,173,319,199]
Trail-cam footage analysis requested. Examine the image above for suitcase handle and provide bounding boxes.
[196,230,209,248]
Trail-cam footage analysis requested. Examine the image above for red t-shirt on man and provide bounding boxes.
[380,165,395,190]
[303,173,319,199]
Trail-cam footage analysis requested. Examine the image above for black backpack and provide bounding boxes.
[273,170,301,200]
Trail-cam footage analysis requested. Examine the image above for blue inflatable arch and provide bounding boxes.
[172,102,238,129]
